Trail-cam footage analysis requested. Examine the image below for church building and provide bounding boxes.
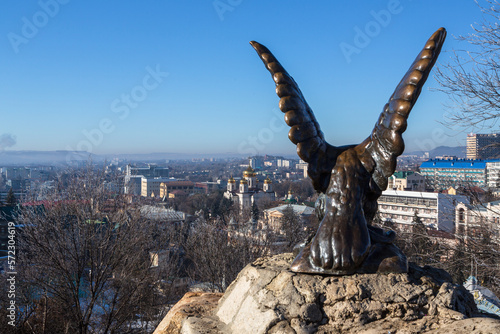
[224,166,275,209]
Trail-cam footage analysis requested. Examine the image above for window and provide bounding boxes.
[458,208,465,224]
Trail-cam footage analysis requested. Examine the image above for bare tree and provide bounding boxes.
[374,203,500,296]
[394,212,443,267]
[446,201,500,295]
[1,166,182,334]
[435,0,500,131]
[273,179,315,201]
[184,217,272,292]
[279,205,308,252]
[256,196,282,211]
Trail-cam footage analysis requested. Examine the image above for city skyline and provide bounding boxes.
[0,1,490,156]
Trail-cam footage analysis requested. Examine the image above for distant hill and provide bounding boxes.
[103,152,246,162]
[0,146,468,166]
[0,146,469,166]
[406,146,466,159]
[0,150,250,165]
[0,150,96,166]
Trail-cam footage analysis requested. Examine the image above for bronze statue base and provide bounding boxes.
[291,226,408,275]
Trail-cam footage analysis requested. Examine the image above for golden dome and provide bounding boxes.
[243,165,256,177]
[228,176,236,183]
[264,177,272,184]
[240,179,248,184]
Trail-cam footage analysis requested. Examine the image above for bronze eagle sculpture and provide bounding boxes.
[251,28,446,275]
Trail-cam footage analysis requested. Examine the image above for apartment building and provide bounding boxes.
[467,133,500,160]
[420,159,487,190]
[125,164,170,178]
[377,190,469,232]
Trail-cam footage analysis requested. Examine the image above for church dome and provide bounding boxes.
[228,176,236,183]
[264,177,272,184]
[240,179,248,184]
[243,165,256,177]
[284,189,297,204]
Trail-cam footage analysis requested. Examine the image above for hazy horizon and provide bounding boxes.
[0,144,467,161]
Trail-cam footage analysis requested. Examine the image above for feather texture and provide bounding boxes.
[357,27,446,190]
[250,41,354,193]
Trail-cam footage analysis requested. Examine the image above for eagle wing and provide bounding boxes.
[250,41,355,193]
[356,28,447,190]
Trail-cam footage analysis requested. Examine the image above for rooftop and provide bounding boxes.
[419,159,497,169]
[160,180,194,187]
[391,171,415,179]
[381,190,469,200]
[264,204,314,216]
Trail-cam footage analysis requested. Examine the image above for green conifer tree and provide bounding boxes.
[251,201,259,222]
[5,188,17,206]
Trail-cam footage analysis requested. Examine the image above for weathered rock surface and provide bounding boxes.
[155,253,500,333]
[153,292,223,334]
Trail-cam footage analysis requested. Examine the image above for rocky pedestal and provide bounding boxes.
[153,292,223,334]
[155,253,500,334]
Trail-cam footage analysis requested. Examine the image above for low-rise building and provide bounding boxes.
[194,181,222,194]
[262,204,315,233]
[0,189,25,203]
[141,177,176,197]
[377,190,469,232]
[455,200,500,241]
[387,171,426,191]
[159,181,195,198]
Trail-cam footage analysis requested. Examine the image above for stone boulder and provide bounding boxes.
[156,253,500,333]
[153,292,223,334]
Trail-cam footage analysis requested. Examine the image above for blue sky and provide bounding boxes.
[0,0,489,156]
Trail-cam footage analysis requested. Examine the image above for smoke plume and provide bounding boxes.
[0,133,17,151]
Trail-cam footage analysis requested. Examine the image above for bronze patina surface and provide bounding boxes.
[251,28,446,275]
